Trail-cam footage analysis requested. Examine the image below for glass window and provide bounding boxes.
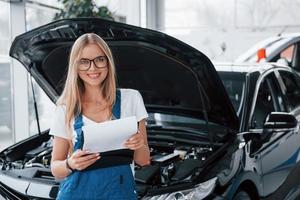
[29,0,62,8]
[0,1,13,150]
[28,79,55,136]
[147,113,228,136]
[26,2,59,30]
[271,73,285,112]
[0,2,10,56]
[279,71,300,111]
[252,75,278,129]
[280,45,295,63]
[218,71,246,116]
[28,82,56,136]
[25,2,57,135]
[0,58,13,149]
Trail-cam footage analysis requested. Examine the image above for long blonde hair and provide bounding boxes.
[57,33,116,138]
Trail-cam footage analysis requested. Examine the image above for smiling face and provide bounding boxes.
[77,44,109,88]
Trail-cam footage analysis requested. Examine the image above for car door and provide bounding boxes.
[249,71,300,197]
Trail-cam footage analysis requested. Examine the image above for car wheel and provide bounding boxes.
[233,190,252,200]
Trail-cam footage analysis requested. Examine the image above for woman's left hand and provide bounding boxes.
[124,131,145,150]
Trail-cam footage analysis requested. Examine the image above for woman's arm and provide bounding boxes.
[125,119,150,166]
[51,136,100,179]
[51,136,71,179]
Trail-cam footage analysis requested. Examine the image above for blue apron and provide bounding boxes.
[56,90,137,200]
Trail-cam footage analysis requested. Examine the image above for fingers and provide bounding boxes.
[72,150,91,158]
[125,142,144,150]
[127,132,142,143]
[124,132,144,150]
[76,152,100,163]
[69,150,100,171]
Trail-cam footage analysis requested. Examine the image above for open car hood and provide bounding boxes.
[9,18,239,132]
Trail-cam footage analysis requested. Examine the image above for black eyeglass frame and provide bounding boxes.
[77,55,108,71]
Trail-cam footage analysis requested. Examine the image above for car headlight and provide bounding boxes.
[143,177,218,200]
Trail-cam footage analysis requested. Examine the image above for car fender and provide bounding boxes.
[219,146,262,199]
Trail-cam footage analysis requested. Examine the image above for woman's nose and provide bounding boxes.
[89,61,97,71]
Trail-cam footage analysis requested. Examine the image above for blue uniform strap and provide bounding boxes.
[73,114,84,151]
[112,89,121,119]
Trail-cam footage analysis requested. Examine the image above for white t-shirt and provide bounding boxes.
[49,88,148,142]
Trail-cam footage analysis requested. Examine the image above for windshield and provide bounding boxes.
[218,71,246,117]
[146,112,229,137]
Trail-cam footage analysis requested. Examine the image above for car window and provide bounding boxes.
[270,72,286,112]
[279,70,300,111]
[280,45,295,63]
[146,113,229,137]
[252,74,279,129]
[218,72,246,116]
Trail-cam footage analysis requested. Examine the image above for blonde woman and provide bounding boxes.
[50,33,150,199]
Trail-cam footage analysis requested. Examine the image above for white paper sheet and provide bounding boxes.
[81,116,138,153]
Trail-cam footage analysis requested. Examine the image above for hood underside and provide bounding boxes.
[9,18,239,131]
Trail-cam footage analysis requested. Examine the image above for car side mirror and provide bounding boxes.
[237,131,260,143]
[263,112,297,130]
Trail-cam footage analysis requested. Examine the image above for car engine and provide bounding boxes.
[0,129,219,198]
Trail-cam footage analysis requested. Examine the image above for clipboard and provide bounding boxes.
[80,116,137,170]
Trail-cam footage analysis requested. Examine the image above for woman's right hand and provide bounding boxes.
[68,150,100,171]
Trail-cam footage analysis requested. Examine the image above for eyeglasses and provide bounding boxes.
[78,56,108,71]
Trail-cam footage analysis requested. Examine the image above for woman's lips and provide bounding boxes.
[87,73,100,79]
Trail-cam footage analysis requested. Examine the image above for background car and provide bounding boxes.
[1,18,300,200]
[235,33,300,72]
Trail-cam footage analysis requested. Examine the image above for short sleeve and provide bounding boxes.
[49,105,70,140]
[134,90,148,122]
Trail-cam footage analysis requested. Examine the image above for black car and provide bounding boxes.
[216,63,300,200]
[0,18,299,200]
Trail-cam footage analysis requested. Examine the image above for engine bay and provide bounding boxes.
[135,141,214,196]
[0,129,221,198]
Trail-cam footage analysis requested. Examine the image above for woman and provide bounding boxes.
[50,33,150,199]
